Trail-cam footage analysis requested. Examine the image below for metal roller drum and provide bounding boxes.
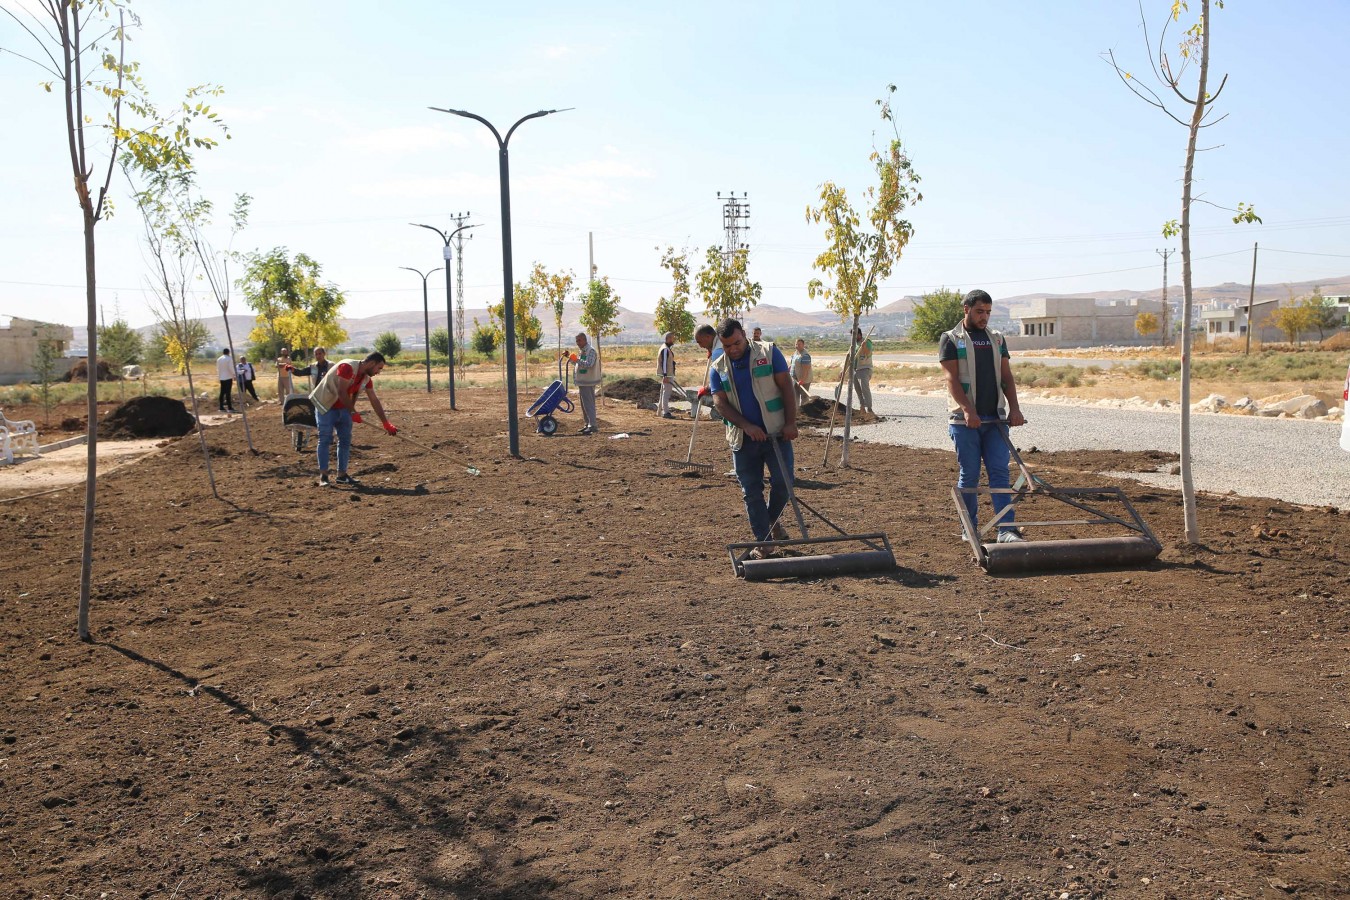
[981,535,1160,575]
[740,548,897,582]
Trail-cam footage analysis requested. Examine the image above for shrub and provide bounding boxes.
[373,331,401,359]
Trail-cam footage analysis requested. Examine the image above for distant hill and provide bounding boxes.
[68,276,1349,350]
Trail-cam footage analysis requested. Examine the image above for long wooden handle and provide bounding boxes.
[685,356,715,464]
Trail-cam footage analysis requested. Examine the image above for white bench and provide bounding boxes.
[0,409,39,461]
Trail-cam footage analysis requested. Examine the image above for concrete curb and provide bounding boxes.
[38,434,88,453]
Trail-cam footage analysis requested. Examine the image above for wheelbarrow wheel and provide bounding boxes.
[539,415,558,436]
[293,430,305,452]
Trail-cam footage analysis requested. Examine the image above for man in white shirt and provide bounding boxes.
[215,348,236,413]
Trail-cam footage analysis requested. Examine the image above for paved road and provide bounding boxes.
[827,390,1350,510]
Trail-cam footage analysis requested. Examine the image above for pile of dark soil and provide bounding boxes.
[282,397,316,427]
[798,396,878,426]
[62,359,117,382]
[97,396,195,440]
[605,376,662,403]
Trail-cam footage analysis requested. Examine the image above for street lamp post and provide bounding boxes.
[430,106,570,457]
[411,220,477,410]
[399,265,442,392]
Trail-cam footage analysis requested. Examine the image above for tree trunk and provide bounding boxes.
[1177,0,1212,545]
[77,209,97,642]
[222,318,256,453]
[183,364,218,499]
[841,313,860,467]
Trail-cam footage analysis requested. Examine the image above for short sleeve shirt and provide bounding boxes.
[938,328,1009,418]
[331,362,368,410]
[710,344,789,430]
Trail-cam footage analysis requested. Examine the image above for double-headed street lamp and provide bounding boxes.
[430,106,571,458]
[411,220,478,410]
[399,265,442,392]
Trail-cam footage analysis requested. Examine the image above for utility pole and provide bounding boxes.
[450,212,472,380]
[1156,248,1174,347]
[718,191,751,318]
[1244,242,1259,356]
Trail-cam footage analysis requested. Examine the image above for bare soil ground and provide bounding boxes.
[2,387,1348,899]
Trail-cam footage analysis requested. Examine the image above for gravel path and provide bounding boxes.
[831,390,1350,510]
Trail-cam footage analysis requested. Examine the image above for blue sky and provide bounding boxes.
[2,0,1347,328]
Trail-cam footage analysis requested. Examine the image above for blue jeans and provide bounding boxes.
[949,417,1016,534]
[316,407,353,474]
[733,437,794,542]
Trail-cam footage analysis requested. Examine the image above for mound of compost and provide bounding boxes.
[605,377,663,403]
[63,359,117,382]
[98,396,195,440]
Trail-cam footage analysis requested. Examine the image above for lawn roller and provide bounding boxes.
[728,437,897,581]
[954,422,1162,575]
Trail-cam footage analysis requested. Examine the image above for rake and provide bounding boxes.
[359,419,480,476]
[663,356,715,474]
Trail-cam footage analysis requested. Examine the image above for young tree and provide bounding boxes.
[97,318,143,367]
[696,246,761,324]
[161,186,256,449]
[1108,0,1260,543]
[1135,311,1161,343]
[654,246,697,343]
[909,288,964,343]
[31,339,63,427]
[471,319,497,357]
[488,285,543,387]
[429,327,451,357]
[238,248,348,359]
[531,262,577,360]
[1266,305,1312,346]
[374,331,402,359]
[2,0,227,640]
[1300,287,1340,342]
[806,84,922,465]
[581,276,624,358]
[127,170,219,499]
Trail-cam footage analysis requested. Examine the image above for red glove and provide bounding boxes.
[697,386,710,398]
[350,412,363,424]
[382,420,398,436]
[569,353,579,362]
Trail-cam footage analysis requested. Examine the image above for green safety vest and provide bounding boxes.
[944,322,1007,422]
[712,339,786,451]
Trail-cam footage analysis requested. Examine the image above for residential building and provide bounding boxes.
[1010,297,1164,349]
[1200,298,1283,343]
[0,316,75,385]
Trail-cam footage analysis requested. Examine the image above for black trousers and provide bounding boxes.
[242,379,259,401]
[218,379,234,410]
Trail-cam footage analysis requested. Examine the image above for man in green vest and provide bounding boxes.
[939,289,1026,542]
[711,319,800,551]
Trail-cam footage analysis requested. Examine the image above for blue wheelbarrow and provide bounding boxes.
[526,379,575,436]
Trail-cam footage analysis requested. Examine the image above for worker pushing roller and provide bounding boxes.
[941,290,1161,573]
[713,318,895,580]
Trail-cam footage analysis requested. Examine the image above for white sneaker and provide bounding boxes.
[996,530,1025,543]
